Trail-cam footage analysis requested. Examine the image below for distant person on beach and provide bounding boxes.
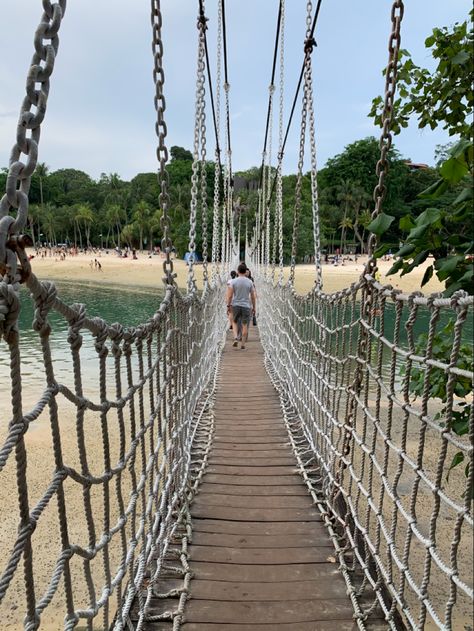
[226,263,256,350]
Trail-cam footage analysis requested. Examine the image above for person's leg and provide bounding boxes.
[240,308,250,348]
[231,307,240,346]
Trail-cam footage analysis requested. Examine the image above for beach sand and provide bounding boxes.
[23,249,444,296]
[2,250,469,630]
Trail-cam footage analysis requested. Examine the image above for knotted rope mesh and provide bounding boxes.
[255,272,473,630]
[0,270,227,630]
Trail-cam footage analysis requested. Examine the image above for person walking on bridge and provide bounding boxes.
[226,262,256,350]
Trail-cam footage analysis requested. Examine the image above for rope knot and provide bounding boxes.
[92,318,109,357]
[67,303,86,352]
[32,280,57,337]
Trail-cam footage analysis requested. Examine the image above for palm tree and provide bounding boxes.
[148,209,162,253]
[76,203,94,247]
[36,162,49,211]
[339,216,353,256]
[42,203,57,246]
[28,203,41,247]
[335,179,357,254]
[106,204,127,248]
[132,200,151,252]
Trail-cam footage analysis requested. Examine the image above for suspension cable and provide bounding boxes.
[251,0,324,257]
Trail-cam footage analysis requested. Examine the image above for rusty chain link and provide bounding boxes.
[152,0,176,286]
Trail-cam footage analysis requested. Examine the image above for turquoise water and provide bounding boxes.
[0,281,164,405]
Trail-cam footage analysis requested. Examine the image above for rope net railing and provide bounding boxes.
[255,271,473,630]
[0,261,227,630]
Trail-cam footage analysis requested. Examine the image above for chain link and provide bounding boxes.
[211,10,222,279]
[151,0,175,286]
[289,83,308,286]
[366,0,405,274]
[302,2,323,290]
[277,0,285,285]
[188,8,207,293]
[0,0,66,267]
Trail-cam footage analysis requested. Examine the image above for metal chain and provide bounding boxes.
[0,0,67,263]
[152,0,175,286]
[277,0,285,285]
[289,80,308,286]
[198,8,209,286]
[211,8,222,279]
[188,8,207,293]
[302,2,323,290]
[366,0,405,275]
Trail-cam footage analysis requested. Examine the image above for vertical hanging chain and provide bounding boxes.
[277,0,285,285]
[152,0,175,286]
[211,6,222,279]
[366,0,405,276]
[188,4,207,293]
[302,2,323,290]
[0,0,67,256]
[0,1,67,343]
[198,7,209,287]
[265,85,275,274]
[289,80,308,286]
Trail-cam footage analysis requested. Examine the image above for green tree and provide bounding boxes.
[76,203,94,248]
[132,200,151,251]
[369,12,473,138]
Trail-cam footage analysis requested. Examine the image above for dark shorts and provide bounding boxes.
[232,305,251,325]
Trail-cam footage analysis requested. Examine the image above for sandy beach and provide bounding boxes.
[22,248,444,295]
[2,249,469,630]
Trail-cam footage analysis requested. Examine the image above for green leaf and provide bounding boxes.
[440,156,469,184]
[399,215,415,231]
[451,50,470,65]
[373,244,391,258]
[421,265,434,286]
[418,178,449,199]
[407,223,430,240]
[453,186,473,206]
[395,243,416,257]
[387,259,404,276]
[434,255,464,275]
[416,208,441,226]
[446,451,464,481]
[367,213,395,237]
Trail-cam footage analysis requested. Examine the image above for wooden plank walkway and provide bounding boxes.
[143,331,385,630]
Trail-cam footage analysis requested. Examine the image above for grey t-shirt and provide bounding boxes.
[230,276,254,308]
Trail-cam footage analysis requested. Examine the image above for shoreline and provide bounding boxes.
[22,249,445,296]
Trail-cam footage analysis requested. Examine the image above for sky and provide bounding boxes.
[0,0,471,182]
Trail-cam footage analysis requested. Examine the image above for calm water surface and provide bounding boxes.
[0,281,164,406]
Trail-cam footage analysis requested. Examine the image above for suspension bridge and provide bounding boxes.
[0,1,472,630]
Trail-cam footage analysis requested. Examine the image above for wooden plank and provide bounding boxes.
[211,441,289,450]
[205,464,298,475]
[188,545,336,565]
[213,435,288,444]
[179,624,386,631]
[202,474,301,486]
[148,598,355,624]
[187,578,347,601]
[214,429,288,438]
[190,505,321,522]
[211,449,290,464]
[191,520,320,536]
[190,561,341,582]
[193,494,313,509]
[197,483,309,496]
[190,531,329,549]
[208,456,296,467]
